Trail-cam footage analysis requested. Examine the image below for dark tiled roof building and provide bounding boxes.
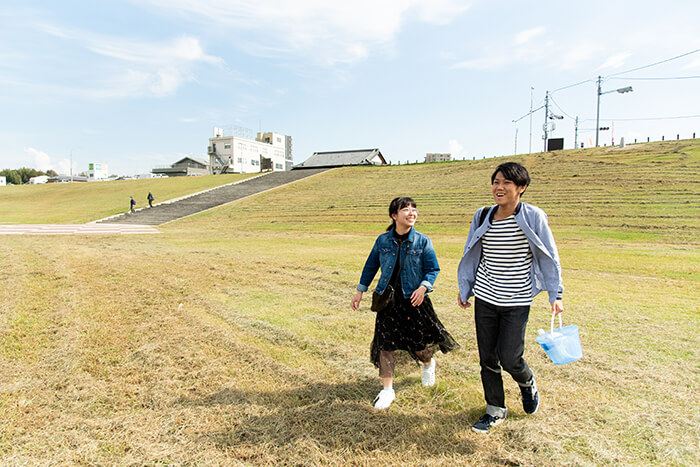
[294,149,386,169]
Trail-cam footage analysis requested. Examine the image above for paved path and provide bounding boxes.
[97,168,329,225]
[0,224,160,235]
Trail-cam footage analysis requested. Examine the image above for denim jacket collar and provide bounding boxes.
[390,226,416,245]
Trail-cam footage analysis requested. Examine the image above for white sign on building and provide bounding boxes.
[88,162,109,180]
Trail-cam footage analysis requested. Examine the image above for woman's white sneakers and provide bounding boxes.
[421,358,436,387]
[374,359,436,409]
[373,387,396,409]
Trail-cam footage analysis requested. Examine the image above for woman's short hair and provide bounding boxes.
[491,162,530,192]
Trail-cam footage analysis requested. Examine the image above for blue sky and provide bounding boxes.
[1,0,699,176]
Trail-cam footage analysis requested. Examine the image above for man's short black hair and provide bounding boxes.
[491,162,530,192]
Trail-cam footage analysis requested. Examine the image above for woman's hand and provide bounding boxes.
[410,286,427,307]
[457,292,471,309]
[551,299,564,315]
[351,291,363,311]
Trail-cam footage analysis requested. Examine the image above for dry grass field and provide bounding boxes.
[0,140,698,465]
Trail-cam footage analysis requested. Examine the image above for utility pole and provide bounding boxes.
[595,76,602,147]
[574,116,579,149]
[529,86,534,154]
[596,76,632,147]
[543,91,549,152]
[514,127,518,155]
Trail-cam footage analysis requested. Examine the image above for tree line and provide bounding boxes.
[0,167,58,185]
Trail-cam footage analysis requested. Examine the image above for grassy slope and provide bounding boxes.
[0,140,698,465]
[0,173,258,224]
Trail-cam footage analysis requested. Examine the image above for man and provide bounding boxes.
[458,162,564,433]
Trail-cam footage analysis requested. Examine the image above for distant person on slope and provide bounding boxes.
[351,196,459,410]
[147,192,154,208]
[129,196,136,213]
[457,162,564,433]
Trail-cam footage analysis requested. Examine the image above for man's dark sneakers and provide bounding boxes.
[471,413,505,433]
[520,377,539,414]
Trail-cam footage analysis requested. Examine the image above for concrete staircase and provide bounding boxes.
[96,168,329,226]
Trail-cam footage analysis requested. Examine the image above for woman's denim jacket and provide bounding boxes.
[357,227,440,298]
[458,202,564,304]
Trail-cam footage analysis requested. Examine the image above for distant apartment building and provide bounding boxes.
[425,153,452,163]
[88,162,109,180]
[208,127,293,174]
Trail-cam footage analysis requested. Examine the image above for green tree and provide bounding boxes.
[0,169,21,185]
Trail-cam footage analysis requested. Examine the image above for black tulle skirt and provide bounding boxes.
[370,294,460,368]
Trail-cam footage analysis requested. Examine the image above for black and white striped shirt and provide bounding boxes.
[473,215,533,306]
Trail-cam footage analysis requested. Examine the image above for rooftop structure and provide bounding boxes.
[294,148,386,169]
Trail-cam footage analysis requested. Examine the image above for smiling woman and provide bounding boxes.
[350,196,459,410]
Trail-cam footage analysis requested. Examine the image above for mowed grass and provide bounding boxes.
[0,173,258,224]
[0,140,698,465]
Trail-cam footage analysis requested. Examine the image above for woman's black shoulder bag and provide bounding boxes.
[370,246,406,312]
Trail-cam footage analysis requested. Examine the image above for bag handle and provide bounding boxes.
[550,312,563,333]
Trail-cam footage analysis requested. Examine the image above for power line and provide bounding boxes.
[609,75,700,81]
[607,48,700,77]
[597,115,700,122]
[512,105,544,123]
[548,95,575,120]
[551,79,593,93]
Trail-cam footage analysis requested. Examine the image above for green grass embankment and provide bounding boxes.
[0,173,258,224]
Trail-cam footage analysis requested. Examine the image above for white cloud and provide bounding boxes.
[681,55,700,70]
[88,35,221,66]
[135,0,472,66]
[450,55,509,71]
[24,147,52,171]
[558,44,599,71]
[598,52,632,70]
[448,139,465,157]
[514,27,546,45]
[23,147,73,175]
[39,26,224,98]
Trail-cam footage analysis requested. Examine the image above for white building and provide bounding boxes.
[29,175,49,184]
[0,176,6,186]
[208,127,293,174]
[88,162,109,180]
[425,153,452,163]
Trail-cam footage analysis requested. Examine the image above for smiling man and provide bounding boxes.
[457,162,564,433]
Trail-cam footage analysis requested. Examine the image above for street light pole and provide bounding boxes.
[529,86,534,154]
[596,76,633,147]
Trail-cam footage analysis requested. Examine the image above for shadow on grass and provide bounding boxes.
[180,378,487,459]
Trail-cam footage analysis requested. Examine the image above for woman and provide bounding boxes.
[351,197,459,410]
[458,162,564,433]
